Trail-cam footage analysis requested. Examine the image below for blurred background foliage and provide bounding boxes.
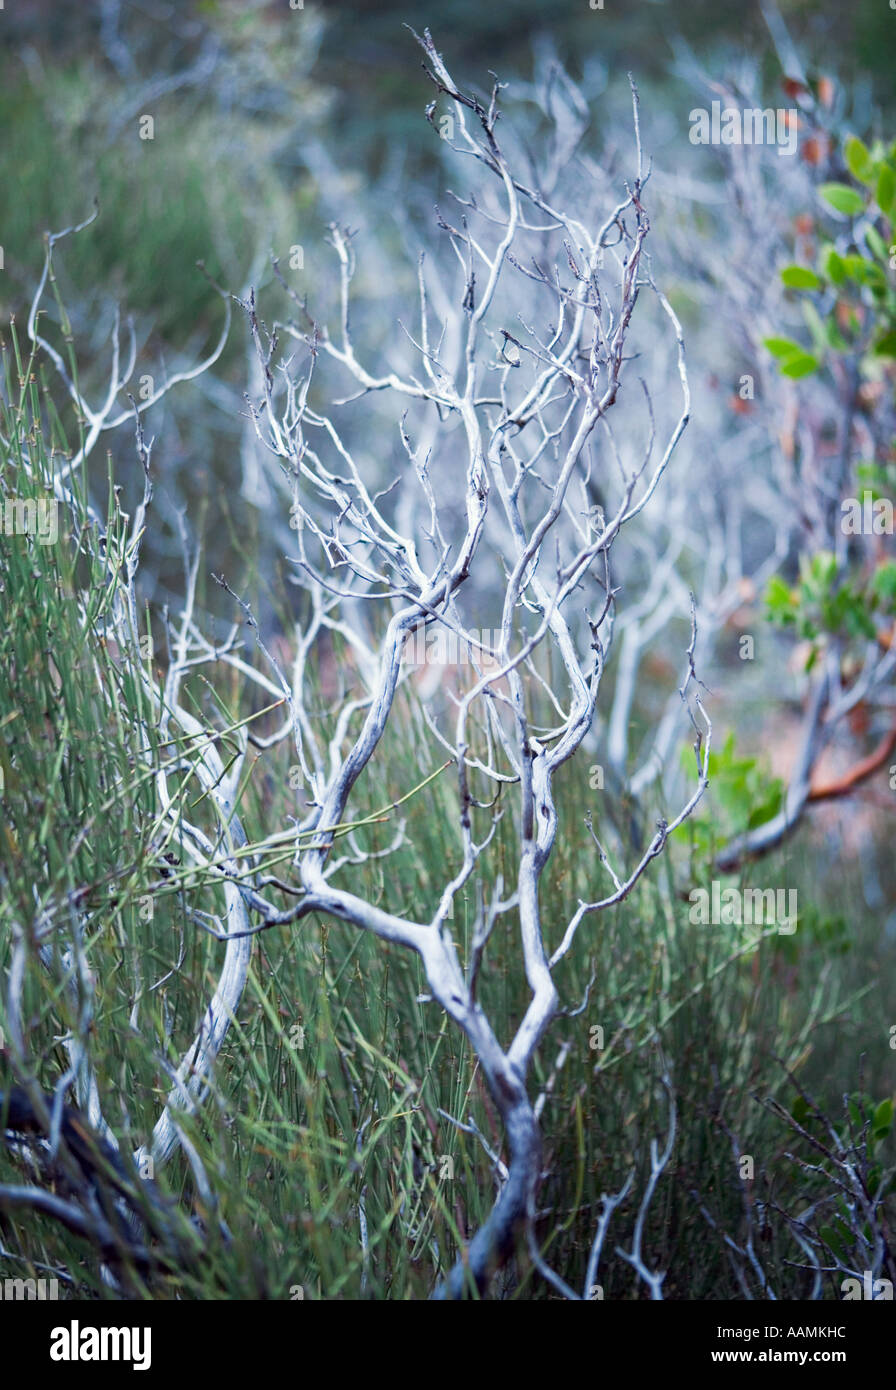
[2,0,893,348]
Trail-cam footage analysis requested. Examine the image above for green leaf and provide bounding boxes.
[766,575,796,618]
[763,336,805,358]
[873,1098,894,1135]
[762,335,821,378]
[865,225,889,262]
[877,164,896,217]
[781,265,823,290]
[747,784,783,828]
[874,329,896,357]
[819,182,866,216]
[805,550,838,590]
[845,135,875,184]
[821,245,847,285]
[801,300,828,355]
[841,253,887,288]
[779,351,820,378]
